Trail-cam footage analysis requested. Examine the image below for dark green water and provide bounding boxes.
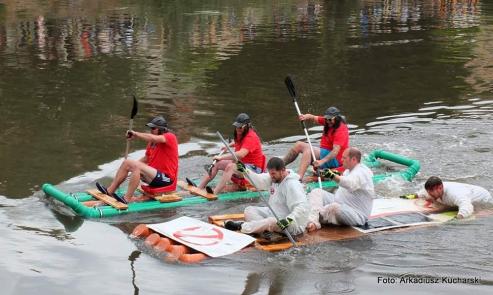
[1,1,492,294]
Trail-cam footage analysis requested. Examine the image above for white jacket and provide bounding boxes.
[335,163,375,219]
[245,169,310,229]
[418,182,492,218]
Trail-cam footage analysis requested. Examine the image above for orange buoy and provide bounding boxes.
[131,224,151,238]
[168,244,189,256]
[163,244,190,262]
[154,237,172,252]
[144,233,161,247]
[179,253,208,264]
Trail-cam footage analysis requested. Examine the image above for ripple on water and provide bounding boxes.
[270,241,370,275]
[314,279,355,294]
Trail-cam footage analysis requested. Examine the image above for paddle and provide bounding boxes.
[284,76,322,189]
[125,95,139,159]
[216,131,297,247]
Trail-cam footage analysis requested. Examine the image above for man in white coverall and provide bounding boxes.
[417,176,492,219]
[224,157,310,236]
[306,147,375,231]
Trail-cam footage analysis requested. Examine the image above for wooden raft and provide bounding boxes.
[208,213,365,252]
[177,180,217,201]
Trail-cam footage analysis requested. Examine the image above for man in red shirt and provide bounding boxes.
[96,116,179,203]
[282,106,349,180]
[198,113,265,194]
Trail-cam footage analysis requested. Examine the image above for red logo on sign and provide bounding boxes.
[173,226,224,246]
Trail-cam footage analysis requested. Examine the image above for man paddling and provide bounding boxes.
[282,106,349,181]
[198,113,266,194]
[224,157,310,236]
[416,176,492,219]
[306,147,375,231]
[96,116,179,203]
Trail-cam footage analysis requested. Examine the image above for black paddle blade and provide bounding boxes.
[284,76,297,98]
[204,164,214,176]
[131,95,138,119]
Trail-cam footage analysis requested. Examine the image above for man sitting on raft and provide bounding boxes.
[198,113,266,194]
[415,176,492,219]
[96,115,179,203]
[282,106,349,181]
[306,147,375,231]
[224,157,310,237]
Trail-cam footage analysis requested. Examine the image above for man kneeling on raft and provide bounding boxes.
[306,147,375,231]
[224,157,310,236]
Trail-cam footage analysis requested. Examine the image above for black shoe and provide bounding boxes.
[224,220,243,231]
[186,177,197,187]
[95,182,127,204]
[205,186,214,194]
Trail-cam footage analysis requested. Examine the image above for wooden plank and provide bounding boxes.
[153,193,182,203]
[136,186,183,203]
[208,214,245,226]
[86,189,128,210]
[254,241,300,252]
[177,180,217,201]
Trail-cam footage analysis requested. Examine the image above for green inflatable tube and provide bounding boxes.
[42,183,265,218]
[364,149,421,182]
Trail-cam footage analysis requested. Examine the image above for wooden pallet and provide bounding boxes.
[208,213,245,226]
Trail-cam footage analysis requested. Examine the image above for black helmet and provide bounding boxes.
[323,107,341,119]
[232,113,251,127]
[146,116,168,130]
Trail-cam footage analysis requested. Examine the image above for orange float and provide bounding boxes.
[179,253,208,264]
[144,233,161,247]
[153,237,172,252]
[168,244,189,257]
[131,224,151,238]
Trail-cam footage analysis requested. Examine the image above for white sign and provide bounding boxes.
[148,216,256,257]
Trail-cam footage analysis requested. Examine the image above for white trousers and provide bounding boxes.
[241,206,304,236]
[308,188,367,228]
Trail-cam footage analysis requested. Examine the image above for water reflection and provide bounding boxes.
[0,0,324,67]
[0,1,491,198]
[128,250,141,295]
